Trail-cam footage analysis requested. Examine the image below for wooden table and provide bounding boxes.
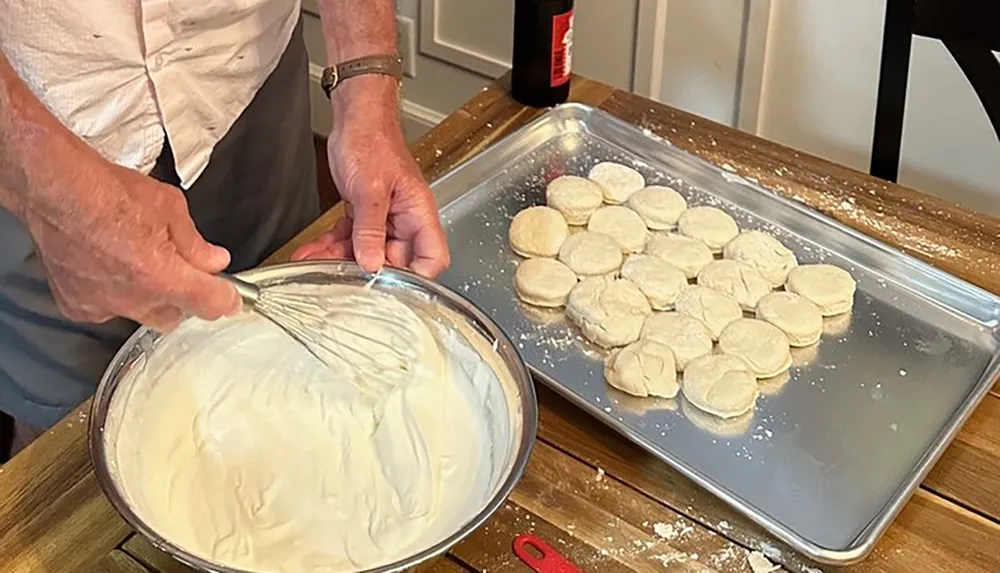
[2,75,999,573]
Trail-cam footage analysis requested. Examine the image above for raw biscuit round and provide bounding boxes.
[755,291,823,346]
[677,206,739,253]
[682,399,754,437]
[723,230,798,288]
[518,304,565,326]
[640,312,713,371]
[785,264,857,316]
[588,162,646,204]
[604,339,679,399]
[566,276,652,348]
[790,344,820,368]
[620,254,688,310]
[615,394,679,416]
[697,259,772,311]
[514,258,578,308]
[508,206,569,258]
[587,206,649,253]
[823,313,853,336]
[645,233,714,279]
[545,175,604,225]
[675,286,743,340]
[682,354,759,419]
[757,371,792,396]
[557,231,623,277]
[626,185,687,230]
[717,318,792,379]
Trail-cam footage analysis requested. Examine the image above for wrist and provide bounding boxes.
[330,74,400,117]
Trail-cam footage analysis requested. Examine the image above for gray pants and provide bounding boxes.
[0,23,320,434]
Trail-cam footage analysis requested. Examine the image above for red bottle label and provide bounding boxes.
[550,10,574,87]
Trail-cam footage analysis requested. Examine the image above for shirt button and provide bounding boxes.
[150,54,165,71]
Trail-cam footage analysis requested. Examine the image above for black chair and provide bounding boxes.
[871,0,1000,182]
[0,411,12,463]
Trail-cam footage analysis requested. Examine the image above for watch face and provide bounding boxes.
[321,66,338,97]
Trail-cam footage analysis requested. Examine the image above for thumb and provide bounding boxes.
[350,197,389,273]
[168,258,242,321]
[167,206,230,273]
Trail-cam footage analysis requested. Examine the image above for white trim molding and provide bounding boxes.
[401,99,447,127]
[735,0,772,133]
[418,0,510,79]
[632,0,670,100]
[308,63,333,134]
[309,62,324,85]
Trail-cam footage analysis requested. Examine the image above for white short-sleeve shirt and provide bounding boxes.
[0,1,301,188]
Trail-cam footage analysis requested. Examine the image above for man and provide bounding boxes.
[0,1,449,458]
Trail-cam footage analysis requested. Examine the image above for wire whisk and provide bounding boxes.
[219,273,421,397]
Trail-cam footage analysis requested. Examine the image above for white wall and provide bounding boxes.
[755,0,886,172]
[302,0,1000,215]
[897,39,1000,213]
[752,0,1000,214]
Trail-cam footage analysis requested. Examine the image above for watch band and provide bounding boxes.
[321,54,403,98]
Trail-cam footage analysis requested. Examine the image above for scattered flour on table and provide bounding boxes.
[758,541,783,560]
[707,544,742,569]
[653,519,695,541]
[748,551,783,572]
[650,552,696,566]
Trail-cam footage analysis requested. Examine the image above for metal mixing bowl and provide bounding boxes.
[88,261,538,573]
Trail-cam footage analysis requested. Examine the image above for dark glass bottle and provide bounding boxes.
[511,0,575,108]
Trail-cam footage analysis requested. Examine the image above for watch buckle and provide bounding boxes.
[329,66,339,90]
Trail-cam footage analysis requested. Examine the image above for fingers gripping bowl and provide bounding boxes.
[89,261,537,573]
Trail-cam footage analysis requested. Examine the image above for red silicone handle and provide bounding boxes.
[512,533,584,573]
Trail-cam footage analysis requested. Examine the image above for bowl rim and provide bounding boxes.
[88,260,538,573]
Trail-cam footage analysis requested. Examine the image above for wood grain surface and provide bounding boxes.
[1,75,998,573]
[84,550,151,573]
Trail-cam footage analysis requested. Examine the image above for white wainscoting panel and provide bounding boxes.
[419,0,512,78]
[632,0,669,99]
[735,0,771,132]
[656,0,747,126]
[419,0,639,89]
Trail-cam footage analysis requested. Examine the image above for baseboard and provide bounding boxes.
[400,100,447,129]
[308,63,446,141]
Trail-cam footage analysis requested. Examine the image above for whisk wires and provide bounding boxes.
[253,288,419,397]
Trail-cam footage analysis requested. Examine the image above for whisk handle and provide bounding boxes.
[218,273,261,306]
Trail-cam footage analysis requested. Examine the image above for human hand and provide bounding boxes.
[290,76,449,279]
[19,146,241,332]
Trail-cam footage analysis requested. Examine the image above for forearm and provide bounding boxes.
[317,0,395,65]
[0,50,84,219]
[316,0,400,115]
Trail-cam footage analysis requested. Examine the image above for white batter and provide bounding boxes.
[106,284,510,573]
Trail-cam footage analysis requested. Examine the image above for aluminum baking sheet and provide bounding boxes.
[432,103,1000,565]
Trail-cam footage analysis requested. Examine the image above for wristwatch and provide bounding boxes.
[321,54,404,98]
